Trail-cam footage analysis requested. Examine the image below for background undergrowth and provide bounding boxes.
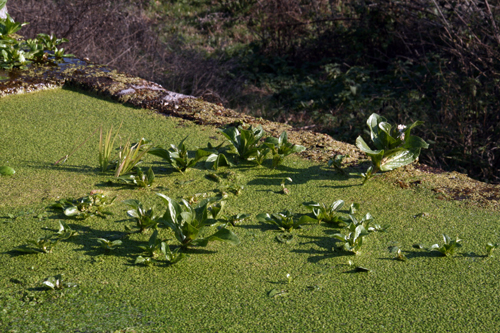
[8,0,500,183]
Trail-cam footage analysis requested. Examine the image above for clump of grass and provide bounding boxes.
[115,138,152,177]
[99,123,122,173]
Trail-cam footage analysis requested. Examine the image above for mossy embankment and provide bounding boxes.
[0,88,499,332]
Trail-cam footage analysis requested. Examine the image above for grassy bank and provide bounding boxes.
[1,88,499,332]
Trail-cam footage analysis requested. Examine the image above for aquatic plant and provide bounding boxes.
[264,131,306,168]
[97,238,122,252]
[50,192,116,219]
[429,234,462,256]
[123,199,160,233]
[15,235,59,254]
[115,138,152,177]
[117,167,155,188]
[98,124,121,172]
[303,199,349,225]
[220,124,265,160]
[157,194,240,247]
[356,113,429,179]
[148,136,200,173]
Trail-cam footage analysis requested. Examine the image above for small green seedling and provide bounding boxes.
[0,14,28,36]
[97,238,122,252]
[286,273,292,284]
[264,131,306,168]
[224,213,251,226]
[162,242,186,265]
[137,230,164,258]
[57,221,78,240]
[389,246,407,261]
[42,274,76,290]
[349,203,360,214]
[280,177,292,195]
[135,239,186,266]
[361,166,374,184]
[254,145,270,165]
[332,222,369,254]
[123,199,160,233]
[118,167,155,188]
[348,213,387,232]
[256,210,316,232]
[303,200,349,225]
[50,191,116,219]
[486,243,499,257]
[328,154,348,175]
[429,234,462,256]
[15,236,59,254]
[208,200,225,219]
[196,142,233,170]
[135,256,156,266]
[148,136,200,173]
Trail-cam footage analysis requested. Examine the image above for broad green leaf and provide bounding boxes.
[331,200,344,211]
[298,215,317,224]
[0,166,15,176]
[404,135,429,149]
[206,227,240,245]
[356,136,384,158]
[64,206,79,217]
[379,149,420,171]
[147,147,172,161]
[366,113,385,150]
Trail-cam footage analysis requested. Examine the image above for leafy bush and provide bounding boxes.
[220,125,265,161]
[356,113,429,175]
[157,194,240,247]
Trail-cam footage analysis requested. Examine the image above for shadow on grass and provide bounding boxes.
[291,235,354,263]
[403,250,446,259]
[23,160,98,173]
[237,221,279,232]
[246,164,364,188]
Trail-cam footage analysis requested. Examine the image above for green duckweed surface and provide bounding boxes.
[1,88,499,332]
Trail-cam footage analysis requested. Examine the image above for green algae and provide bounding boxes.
[1,88,500,332]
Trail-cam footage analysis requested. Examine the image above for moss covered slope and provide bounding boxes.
[1,88,499,332]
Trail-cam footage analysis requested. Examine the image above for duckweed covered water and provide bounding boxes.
[1,88,499,332]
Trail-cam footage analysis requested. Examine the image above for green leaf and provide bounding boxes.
[379,149,420,171]
[0,166,15,176]
[298,215,317,224]
[63,206,80,217]
[355,137,384,165]
[404,135,429,149]
[206,227,240,245]
[366,113,386,150]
